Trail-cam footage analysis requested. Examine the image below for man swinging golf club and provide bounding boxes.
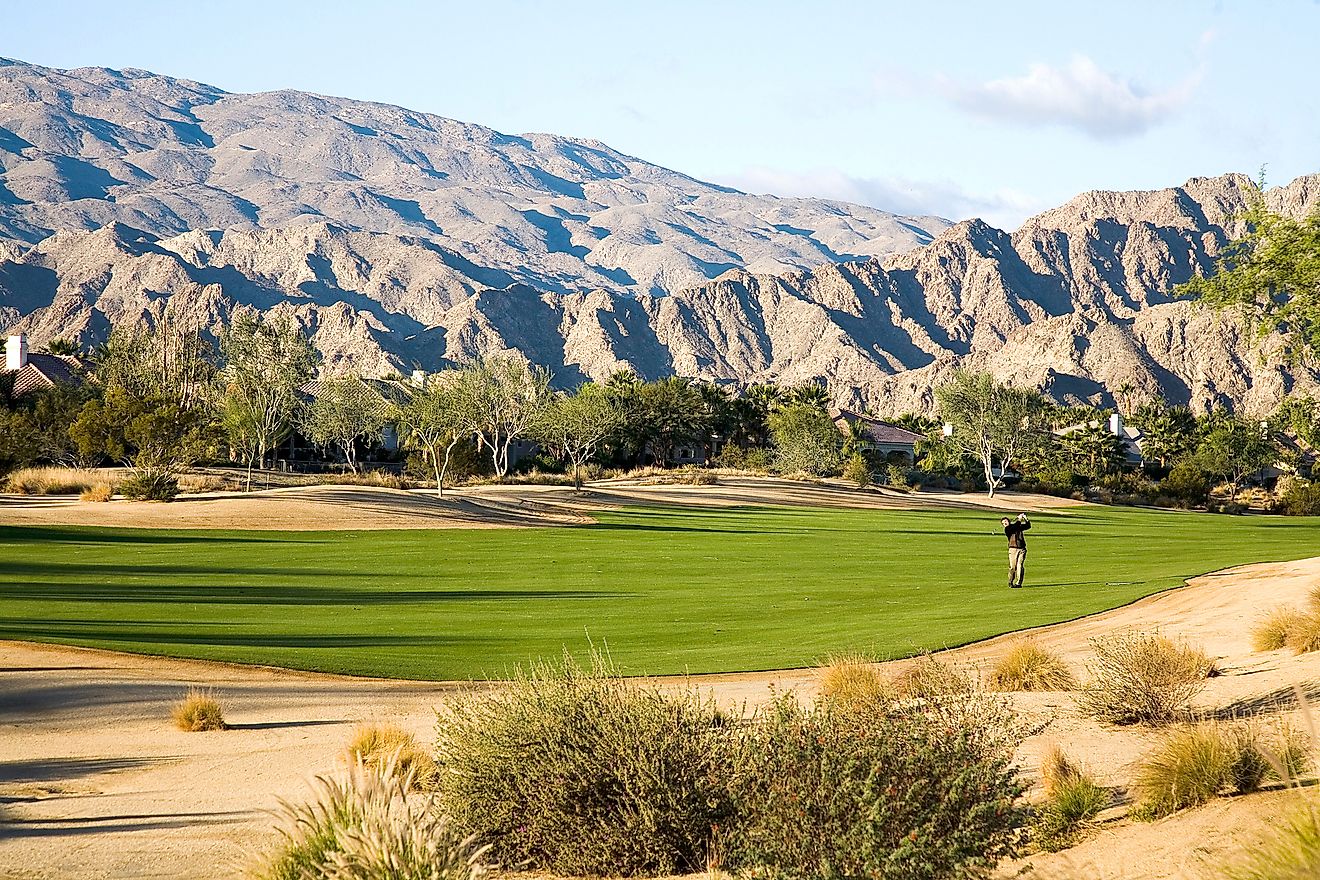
[1001,512,1030,588]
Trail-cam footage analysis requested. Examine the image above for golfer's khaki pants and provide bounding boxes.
[1008,548,1026,587]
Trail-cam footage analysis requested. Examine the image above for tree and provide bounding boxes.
[784,380,830,410]
[535,385,626,490]
[466,355,552,477]
[42,338,81,356]
[634,377,710,466]
[767,403,842,476]
[218,314,319,490]
[1131,403,1199,470]
[71,323,218,479]
[397,372,480,498]
[936,370,1047,498]
[1193,417,1276,498]
[300,378,388,472]
[1179,194,1320,361]
[1059,421,1124,479]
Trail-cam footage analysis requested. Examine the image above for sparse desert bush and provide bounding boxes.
[1309,583,1320,613]
[722,692,1024,880]
[254,759,486,880]
[1131,722,1308,820]
[1278,480,1320,516]
[817,655,890,713]
[317,470,413,490]
[79,482,114,502]
[176,473,230,493]
[172,688,225,732]
[1031,747,1109,852]
[433,653,729,877]
[118,470,180,501]
[1077,631,1211,724]
[4,466,104,495]
[989,642,1077,692]
[1286,612,1320,655]
[1252,607,1308,651]
[1221,803,1320,880]
[891,653,976,702]
[1131,723,1236,817]
[345,723,438,791]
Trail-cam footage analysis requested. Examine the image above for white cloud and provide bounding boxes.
[723,167,1048,230]
[939,55,1201,138]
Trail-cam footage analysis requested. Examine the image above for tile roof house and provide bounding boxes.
[833,409,924,463]
[1054,413,1145,467]
[2,334,85,397]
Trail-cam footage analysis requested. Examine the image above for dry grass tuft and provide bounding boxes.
[1286,612,1320,655]
[891,653,976,702]
[1251,607,1307,651]
[988,642,1077,692]
[344,723,438,791]
[5,466,107,495]
[79,483,114,502]
[1077,630,1211,725]
[172,688,226,732]
[253,759,486,880]
[1032,746,1109,852]
[1308,584,1320,614]
[1222,803,1320,880]
[315,471,414,490]
[1131,721,1310,819]
[818,655,890,713]
[176,473,230,493]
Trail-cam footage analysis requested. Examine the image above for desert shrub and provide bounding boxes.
[817,655,890,713]
[1252,607,1309,651]
[1286,612,1320,654]
[891,653,976,702]
[885,462,910,489]
[1222,804,1320,880]
[1131,722,1306,819]
[1278,480,1320,516]
[723,692,1024,880]
[317,470,413,489]
[79,482,114,502]
[988,642,1076,692]
[119,470,180,501]
[1131,723,1235,817]
[1310,583,1320,613]
[1077,631,1211,725]
[255,760,486,880]
[176,473,231,493]
[682,466,718,485]
[843,453,871,488]
[172,688,225,732]
[345,723,438,791]
[1031,748,1109,852]
[4,466,104,495]
[433,653,729,877]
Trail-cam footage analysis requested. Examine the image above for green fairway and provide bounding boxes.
[1,504,1316,679]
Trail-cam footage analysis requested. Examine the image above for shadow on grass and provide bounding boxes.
[0,584,632,605]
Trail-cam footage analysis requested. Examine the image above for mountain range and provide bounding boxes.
[1,58,1317,415]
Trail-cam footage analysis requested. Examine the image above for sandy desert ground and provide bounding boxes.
[1,481,1316,880]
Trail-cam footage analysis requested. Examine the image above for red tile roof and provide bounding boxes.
[6,354,84,396]
[833,409,923,445]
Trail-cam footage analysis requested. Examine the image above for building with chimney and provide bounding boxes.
[2,334,85,398]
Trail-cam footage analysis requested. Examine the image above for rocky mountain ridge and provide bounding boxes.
[3,170,1318,415]
[0,58,947,297]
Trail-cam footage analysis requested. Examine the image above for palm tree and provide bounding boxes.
[786,380,830,410]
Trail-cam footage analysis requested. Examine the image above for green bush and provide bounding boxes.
[1279,480,1320,516]
[1161,460,1210,505]
[723,693,1023,880]
[1031,765,1109,852]
[118,470,180,501]
[843,453,871,487]
[433,653,728,877]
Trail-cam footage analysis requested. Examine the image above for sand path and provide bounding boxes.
[3,553,1319,879]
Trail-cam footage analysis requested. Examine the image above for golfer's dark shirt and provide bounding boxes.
[1004,521,1030,549]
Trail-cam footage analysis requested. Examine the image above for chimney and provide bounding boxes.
[411,369,427,387]
[5,333,26,371]
[941,422,954,438]
[1109,413,1123,437]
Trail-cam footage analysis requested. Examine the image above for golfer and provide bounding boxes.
[1002,513,1030,588]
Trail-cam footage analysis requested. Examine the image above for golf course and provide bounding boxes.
[3,499,1317,679]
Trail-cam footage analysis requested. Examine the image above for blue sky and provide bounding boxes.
[5,0,1317,227]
